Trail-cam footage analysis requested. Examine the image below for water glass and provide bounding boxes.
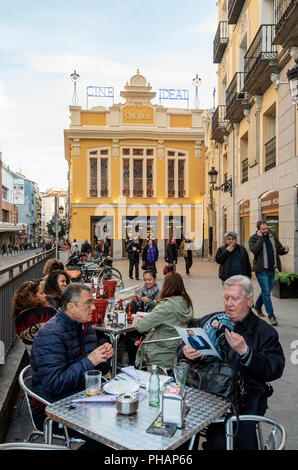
[85,370,102,397]
[173,363,188,387]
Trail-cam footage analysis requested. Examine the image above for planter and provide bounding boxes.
[272,278,298,299]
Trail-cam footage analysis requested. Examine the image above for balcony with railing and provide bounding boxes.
[225,72,248,122]
[213,22,228,63]
[243,25,278,95]
[273,0,298,47]
[241,158,248,183]
[228,0,245,24]
[264,137,276,172]
[211,105,227,143]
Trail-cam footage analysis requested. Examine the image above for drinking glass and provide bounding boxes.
[85,370,102,397]
[173,363,188,387]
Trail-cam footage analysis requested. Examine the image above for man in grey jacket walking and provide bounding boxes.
[248,221,289,326]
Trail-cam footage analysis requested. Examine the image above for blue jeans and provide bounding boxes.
[255,269,276,319]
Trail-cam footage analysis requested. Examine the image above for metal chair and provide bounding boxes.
[224,414,287,450]
[139,336,181,372]
[0,442,71,450]
[18,365,84,447]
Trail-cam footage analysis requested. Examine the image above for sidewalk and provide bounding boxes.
[4,257,298,449]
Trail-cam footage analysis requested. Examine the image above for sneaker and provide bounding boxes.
[269,316,278,326]
[254,306,265,318]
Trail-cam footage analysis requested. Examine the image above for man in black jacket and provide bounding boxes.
[215,231,251,282]
[249,221,289,326]
[126,236,141,280]
[179,275,285,450]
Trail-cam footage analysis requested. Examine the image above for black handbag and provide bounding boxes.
[179,356,239,410]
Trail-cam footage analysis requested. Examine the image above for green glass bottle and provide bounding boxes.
[149,365,160,407]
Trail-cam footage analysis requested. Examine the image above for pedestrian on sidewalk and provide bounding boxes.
[142,238,159,273]
[126,236,141,280]
[215,231,251,283]
[180,235,193,277]
[248,221,289,326]
[165,237,178,265]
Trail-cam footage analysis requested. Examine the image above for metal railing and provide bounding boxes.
[211,105,227,135]
[244,25,277,83]
[213,21,228,63]
[226,72,245,114]
[0,249,55,357]
[275,0,296,34]
[264,137,276,171]
[241,158,248,183]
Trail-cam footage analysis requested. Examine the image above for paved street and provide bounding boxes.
[5,257,298,449]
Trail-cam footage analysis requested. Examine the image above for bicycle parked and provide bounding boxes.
[65,252,124,291]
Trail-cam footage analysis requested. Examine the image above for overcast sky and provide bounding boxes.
[0,0,217,192]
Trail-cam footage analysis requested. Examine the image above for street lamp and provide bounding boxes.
[208,166,232,197]
[70,69,80,106]
[287,58,298,105]
[193,74,201,109]
[271,58,298,105]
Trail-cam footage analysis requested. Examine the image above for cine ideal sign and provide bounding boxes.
[159,89,189,107]
[86,86,114,108]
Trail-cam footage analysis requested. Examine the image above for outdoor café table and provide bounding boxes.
[44,386,230,450]
[93,323,136,378]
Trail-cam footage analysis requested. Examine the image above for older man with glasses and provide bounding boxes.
[30,283,113,447]
[178,275,285,450]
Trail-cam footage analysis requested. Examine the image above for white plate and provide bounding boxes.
[103,379,139,395]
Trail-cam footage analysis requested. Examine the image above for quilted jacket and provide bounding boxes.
[30,309,110,403]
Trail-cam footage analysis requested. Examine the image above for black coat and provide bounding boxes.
[248,231,287,273]
[165,243,178,264]
[126,241,141,260]
[177,310,285,417]
[215,243,252,281]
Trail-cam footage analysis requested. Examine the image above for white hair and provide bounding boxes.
[223,275,254,299]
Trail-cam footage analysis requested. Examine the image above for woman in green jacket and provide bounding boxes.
[132,271,194,369]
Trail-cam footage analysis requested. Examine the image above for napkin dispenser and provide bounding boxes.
[161,385,186,428]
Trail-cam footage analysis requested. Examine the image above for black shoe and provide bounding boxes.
[254,306,265,318]
[129,276,134,279]
[135,277,140,280]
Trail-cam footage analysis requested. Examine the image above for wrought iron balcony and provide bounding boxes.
[211,105,227,143]
[225,72,248,122]
[228,0,245,24]
[243,25,278,95]
[213,22,228,63]
[264,137,276,172]
[241,158,248,183]
[273,0,298,47]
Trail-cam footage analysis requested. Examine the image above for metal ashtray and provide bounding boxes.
[116,393,139,415]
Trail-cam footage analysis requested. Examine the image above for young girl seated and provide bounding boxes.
[132,269,159,311]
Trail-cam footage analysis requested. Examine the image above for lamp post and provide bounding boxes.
[70,69,80,106]
[208,166,232,197]
[287,58,298,105]
[193,74,201,109]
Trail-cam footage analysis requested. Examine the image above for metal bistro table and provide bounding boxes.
[93,322,136,378]
[45,387,230,450]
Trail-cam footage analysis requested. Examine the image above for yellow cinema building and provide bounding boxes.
[64,71,207,258]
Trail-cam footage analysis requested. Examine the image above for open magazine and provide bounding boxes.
[175,313,233,360]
